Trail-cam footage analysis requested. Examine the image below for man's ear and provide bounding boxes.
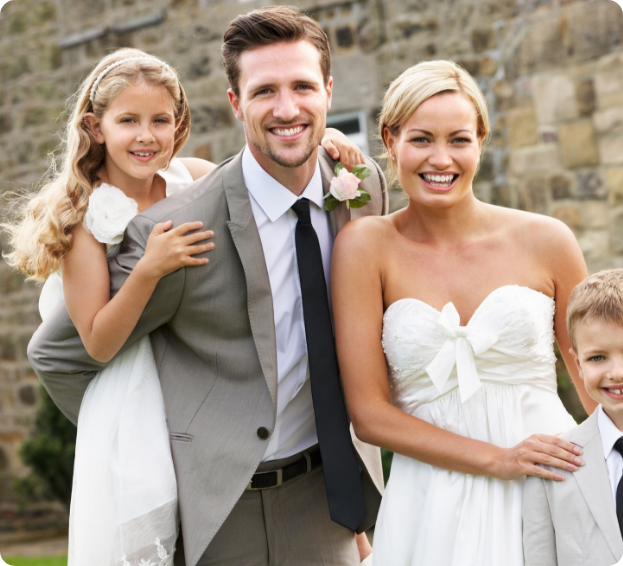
[569,347,584,380]
[83,113,104,144]
[228,88,244,122]
[325,76,333,111]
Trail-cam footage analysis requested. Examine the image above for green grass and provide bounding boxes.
[2,557,67,566]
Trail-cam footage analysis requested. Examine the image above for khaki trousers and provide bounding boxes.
[196,449,360,566]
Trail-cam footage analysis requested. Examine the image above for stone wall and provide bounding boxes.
[0,0,621,503]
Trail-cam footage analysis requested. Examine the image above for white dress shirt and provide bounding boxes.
[597,404,623,501]
[241,147,334,461]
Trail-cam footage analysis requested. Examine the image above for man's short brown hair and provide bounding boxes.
[222,5,331,97]
[567,269,623,349]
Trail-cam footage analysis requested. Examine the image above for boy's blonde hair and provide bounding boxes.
[567,269,623,349]
[2,48,190,282]
[378,60,490,187]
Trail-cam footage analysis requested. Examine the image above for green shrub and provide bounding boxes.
[3,557,67,566]
[15,387,76,507]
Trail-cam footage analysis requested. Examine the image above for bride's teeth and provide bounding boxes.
[133,152,154,157]
[423,173,455,184]
[611,388,623,395]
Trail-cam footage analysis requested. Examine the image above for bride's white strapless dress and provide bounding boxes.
[372,285,577,566]
[39,159,193,566]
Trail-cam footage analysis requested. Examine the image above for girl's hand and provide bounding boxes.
[321,127,365,171]
[139,220,214,280]
[494,433,584,481]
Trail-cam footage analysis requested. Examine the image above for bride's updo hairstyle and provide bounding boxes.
[378,60,490,187]
[3,48,190,281]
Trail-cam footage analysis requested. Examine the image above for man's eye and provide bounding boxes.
[295,84,312,90]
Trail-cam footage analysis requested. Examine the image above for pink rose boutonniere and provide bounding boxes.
[323,163,372,212]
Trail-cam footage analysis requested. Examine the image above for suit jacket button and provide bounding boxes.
[257,427,269,440]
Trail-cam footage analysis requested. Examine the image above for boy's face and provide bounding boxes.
[572,317,623,428]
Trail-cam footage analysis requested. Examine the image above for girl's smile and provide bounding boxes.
[84,82,177,195]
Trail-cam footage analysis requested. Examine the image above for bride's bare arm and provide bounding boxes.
[535,218,594,414]
[332,218,584,481]
[62,221,213,363]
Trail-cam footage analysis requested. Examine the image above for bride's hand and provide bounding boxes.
[494,434,584,481]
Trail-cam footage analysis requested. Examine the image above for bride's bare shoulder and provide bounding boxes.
[490,204,580,257]
[335,214,396,251]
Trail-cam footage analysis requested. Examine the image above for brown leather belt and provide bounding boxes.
[246,447,322,490]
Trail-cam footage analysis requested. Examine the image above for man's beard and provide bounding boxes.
[248,123,320,168]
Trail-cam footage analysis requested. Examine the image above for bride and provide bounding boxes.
[332,60,595,566]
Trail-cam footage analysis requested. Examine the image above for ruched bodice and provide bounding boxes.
[373,285,577,566]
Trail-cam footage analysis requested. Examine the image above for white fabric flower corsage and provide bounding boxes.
[83,183,138,245]
[324,163,372,211]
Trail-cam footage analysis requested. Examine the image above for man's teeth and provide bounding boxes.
[273,126,305,136]
[423,173,455,184]
[608,388,623,395]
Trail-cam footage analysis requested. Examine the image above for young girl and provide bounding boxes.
[4,48,365,566]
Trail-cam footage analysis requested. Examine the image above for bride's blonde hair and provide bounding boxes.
[379,60,491,187]
[3,48,191,282]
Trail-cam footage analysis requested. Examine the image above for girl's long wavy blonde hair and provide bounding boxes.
[3,48,191,282]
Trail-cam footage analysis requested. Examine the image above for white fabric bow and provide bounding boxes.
[426,302,499,403]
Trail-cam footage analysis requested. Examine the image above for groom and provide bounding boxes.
[28,5,386,566]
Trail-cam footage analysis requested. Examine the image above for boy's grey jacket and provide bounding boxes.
[523,410,623,566]
[27,148,387,566]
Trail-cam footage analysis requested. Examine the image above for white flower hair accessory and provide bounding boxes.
[323,163,372,211]
[90,57,173,103]
[83,184,138,245]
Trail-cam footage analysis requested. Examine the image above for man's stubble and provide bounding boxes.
[245,119,324,169]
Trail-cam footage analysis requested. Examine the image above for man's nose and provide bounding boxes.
[272,91,299,122]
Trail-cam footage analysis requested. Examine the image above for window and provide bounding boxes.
[326,111,369,156]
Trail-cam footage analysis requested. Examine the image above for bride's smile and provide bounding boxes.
[384,90,484,210]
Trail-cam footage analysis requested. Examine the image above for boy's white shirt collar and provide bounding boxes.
[597,404,623,502]
[598,404,623,460]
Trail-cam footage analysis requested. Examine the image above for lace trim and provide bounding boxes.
[120,538,174,566]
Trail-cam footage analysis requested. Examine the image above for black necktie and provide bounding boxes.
[291,198,367,531]
[613,437,623,539]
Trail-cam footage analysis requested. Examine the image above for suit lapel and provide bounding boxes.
[572,412,623,558]
[318,148,351,239]
[222,153,278,413]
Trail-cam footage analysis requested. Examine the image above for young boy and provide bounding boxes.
[523,269,623,566]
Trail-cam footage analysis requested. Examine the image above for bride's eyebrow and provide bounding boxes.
[406,128,433,135]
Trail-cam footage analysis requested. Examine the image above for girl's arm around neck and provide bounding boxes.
[62,220,214,363]
[332,217,584,483]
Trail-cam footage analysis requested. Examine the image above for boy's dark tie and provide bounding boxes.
[614,437,623,538]
[291,197,367,532]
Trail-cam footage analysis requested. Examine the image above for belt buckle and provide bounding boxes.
[246,468,283,491]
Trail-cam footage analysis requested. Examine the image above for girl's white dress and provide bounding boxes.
[39,159,193,566]
[372,285,578,566]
